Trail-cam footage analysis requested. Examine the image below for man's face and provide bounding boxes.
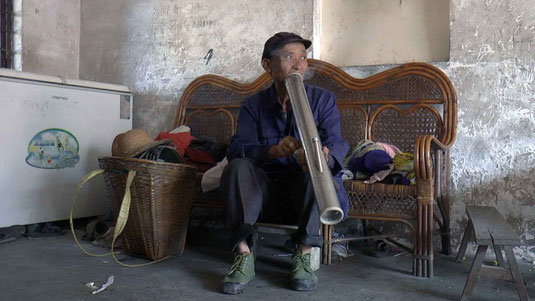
[263,42,308,84]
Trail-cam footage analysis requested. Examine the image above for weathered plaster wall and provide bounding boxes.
[79,0,314,136]
[321,0,449,66]
[446,0,535,260]
[343,0,535,260]
[21,0,80,78]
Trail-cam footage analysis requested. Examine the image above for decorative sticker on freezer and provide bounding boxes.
[25,129,80,169]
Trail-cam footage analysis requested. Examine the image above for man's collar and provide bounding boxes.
[267,83,282,109]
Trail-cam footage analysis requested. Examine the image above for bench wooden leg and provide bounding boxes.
[439,193,452,255]
[322,224,332,265]
[440,219,452,255]
[414,203,434,277]
[456,220,474,263]
[441,149,452,255]
[503,246,529,301]
[461,244,488,301]
[493,245,505,266]
[327,224,333,264]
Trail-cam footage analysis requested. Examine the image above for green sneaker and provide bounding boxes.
[290,250,318,291]
[222,252,255,294]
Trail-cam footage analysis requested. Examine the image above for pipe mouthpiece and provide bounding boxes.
[320,208,344,225]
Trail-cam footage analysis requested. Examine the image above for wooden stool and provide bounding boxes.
[456,206,529,301]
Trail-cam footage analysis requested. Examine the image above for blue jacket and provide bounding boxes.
[227,84,350,217]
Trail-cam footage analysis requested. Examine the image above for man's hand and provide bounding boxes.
[268,136,301,159]
[296,146,330,172]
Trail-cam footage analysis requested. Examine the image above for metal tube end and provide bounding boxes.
[320,207,344,225]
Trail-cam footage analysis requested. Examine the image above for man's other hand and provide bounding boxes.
[268,136,301,159]
[296,146,329,172]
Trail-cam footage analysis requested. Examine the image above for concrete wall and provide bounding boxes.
[343,0,535,260]
[447,0,535,259]
[21,0,80,78]
[79,0,314,136]
[321,0,449,66]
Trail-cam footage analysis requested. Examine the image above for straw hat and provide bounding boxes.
[112,129,172,158]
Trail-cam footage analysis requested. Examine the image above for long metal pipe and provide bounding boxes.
[284,72,343,225]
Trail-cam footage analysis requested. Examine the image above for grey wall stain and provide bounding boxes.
[451,0,535,63]
[22,0,81,78]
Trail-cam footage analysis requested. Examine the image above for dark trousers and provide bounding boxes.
[221,158,322,251]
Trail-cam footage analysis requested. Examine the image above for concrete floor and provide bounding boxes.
[0,225,533,301]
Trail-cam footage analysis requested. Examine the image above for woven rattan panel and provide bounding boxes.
[305,73,443,102]
[187,84,247,108]
[229,108,240,130]
[370,106,442,153]
[339,107,367,150]
[344,181,417,217]
[185,109,234,144]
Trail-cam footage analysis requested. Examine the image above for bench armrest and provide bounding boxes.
[414,135,454,205]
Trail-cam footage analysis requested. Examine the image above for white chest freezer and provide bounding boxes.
[0,69,133,227]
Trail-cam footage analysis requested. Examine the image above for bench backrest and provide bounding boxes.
[174,59,456,153]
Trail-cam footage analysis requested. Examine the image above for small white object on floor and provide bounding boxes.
[85,282,98,290]
[91,276,114,295]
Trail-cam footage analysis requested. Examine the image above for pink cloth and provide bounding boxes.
[364,164,395,184]
[376,142,401,159]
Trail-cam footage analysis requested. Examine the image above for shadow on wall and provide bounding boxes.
[420,0,450,62]
[132,93,181,137]
[79,0,130,86]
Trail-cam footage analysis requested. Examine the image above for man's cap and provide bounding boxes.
[262,32,312,59]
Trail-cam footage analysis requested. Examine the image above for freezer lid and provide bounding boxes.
[63,78,131,93]
[0,68,131,93]
[0,68,62,84]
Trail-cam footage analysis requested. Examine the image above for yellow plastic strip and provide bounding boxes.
[70,169,114,257]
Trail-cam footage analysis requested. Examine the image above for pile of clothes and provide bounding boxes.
[342,139,415,185]
[155,125,227,172]
[179,134,416,193]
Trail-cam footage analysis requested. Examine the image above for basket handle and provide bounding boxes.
[70,169,171,267]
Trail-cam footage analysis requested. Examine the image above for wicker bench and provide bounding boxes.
[173,59,457,277]
[456,206,529,301]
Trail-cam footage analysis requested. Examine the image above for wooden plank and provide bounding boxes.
[480,265,513,281]
[255,223,298,230]
[466,206,521,246]
[255,222,297,235]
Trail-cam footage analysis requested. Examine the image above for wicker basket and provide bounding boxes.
[98,156,198,261]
